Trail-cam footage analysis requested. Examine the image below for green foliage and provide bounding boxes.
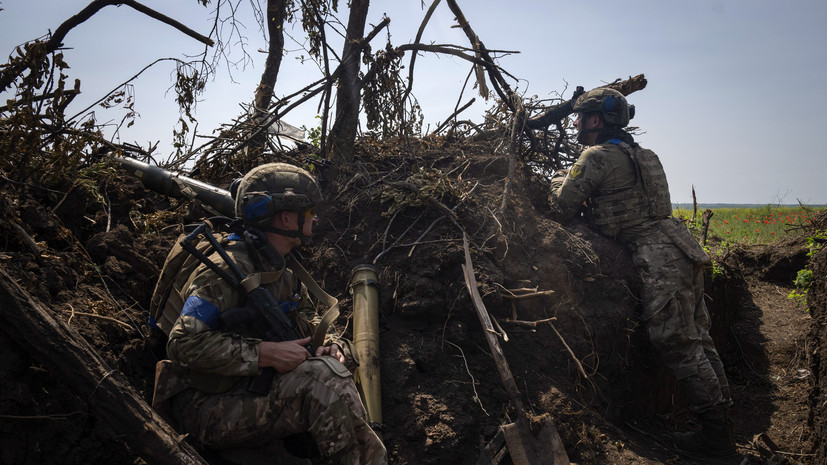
[785,228,824,311]
[806,229,827,258]
[703,245,726,281]
[75,162,120,208]
[788,269,813,311]
[1,42,106,187]
[675,207,825,311]
[301,115,323,148]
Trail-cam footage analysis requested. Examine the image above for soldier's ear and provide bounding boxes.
[588,113,604,129]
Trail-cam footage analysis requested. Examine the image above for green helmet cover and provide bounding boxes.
[234,163,323,224]
[573,88,631,127]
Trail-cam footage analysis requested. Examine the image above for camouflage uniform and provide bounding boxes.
[159,235,387,464]
[549,138,731,413]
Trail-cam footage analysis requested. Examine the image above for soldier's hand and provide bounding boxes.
[315,344,346,364]
[259,337,311,373]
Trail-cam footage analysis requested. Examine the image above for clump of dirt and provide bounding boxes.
[0,135,823,465]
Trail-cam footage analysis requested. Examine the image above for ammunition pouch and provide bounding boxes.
[660,217,710,265]
[313,356,353,379]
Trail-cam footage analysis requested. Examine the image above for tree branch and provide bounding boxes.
[1,0,212,95]
[121,0,214,47]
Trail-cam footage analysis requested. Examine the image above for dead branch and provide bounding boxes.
[548,321,588,380]
[217,17,390,160]
[605,74,648,96]
[1,0,212,94]
[444,0,516,107]
[11,223,41,257]
[444,339,489,416]
[0,266,209,465]
[501,291,556,300]
[65,308,133,331]
[65,57,184,126]
[504,317,557,328]
[121,0,213,46]
[491,315,509,342]
[701,209,713,246]
[0,84,80,113]
[432,98,475,135]
[500,94,525,213]
[402,0,443,106]
[461,235,528,421]
[372,210,425,264]
[396,43,495,68]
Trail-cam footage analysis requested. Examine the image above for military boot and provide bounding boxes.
[672,407,736,457]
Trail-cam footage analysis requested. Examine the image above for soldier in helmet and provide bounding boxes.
[157,163,386,464]
[545,88,736,457]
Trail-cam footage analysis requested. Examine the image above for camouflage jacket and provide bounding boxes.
[549,139,662,243]
[549,140,709,274]
[159,236,343,397]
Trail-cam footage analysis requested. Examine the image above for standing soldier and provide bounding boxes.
[543,88,735,457]
[151,163,386,464]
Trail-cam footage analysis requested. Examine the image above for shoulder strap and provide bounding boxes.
[286,254,340,350]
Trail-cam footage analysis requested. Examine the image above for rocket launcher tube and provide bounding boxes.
[110,154,236,217]
[350,264,382,426]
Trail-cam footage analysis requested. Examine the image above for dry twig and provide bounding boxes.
[444,339,489,416]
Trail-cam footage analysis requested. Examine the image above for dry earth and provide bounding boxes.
[0,137,824,465]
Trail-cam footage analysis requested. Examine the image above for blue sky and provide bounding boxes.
[2,0,826,204]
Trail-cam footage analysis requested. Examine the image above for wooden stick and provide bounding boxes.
[461,235,528,425]
[547,321,588,380]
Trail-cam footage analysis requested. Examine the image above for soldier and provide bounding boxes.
[545,88,735,457]
[154,163,386,464]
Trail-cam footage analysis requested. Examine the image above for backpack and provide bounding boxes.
[148,219,235,336]
[148,218,340,345]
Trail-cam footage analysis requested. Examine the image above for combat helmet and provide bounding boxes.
[572,87,632,127]
[232,163,323,243]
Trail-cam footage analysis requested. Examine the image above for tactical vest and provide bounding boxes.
[589,139,672,237]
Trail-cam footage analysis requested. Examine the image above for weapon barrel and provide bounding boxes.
[111,154,235,217]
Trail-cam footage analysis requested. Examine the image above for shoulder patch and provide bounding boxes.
[569,164,583,180]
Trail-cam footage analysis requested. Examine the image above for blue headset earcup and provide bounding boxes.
[242,194,273,221]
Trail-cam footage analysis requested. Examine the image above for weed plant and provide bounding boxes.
[674,206,824,246]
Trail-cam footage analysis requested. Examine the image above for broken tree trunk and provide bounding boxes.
[701,208,714,246]
[0,266,208,465]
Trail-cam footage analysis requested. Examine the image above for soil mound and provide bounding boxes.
[0,136,823,465]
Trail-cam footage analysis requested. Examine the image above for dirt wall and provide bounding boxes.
[807,245,827,461]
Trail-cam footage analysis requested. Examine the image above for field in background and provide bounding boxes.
[673,206,825,245]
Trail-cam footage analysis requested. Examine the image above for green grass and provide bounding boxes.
[673,205,824,245]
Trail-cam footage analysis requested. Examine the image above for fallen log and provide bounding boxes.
[0,266,208,465]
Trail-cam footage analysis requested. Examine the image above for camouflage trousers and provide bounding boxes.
[633,242,731,413]
[171,357,387,465]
